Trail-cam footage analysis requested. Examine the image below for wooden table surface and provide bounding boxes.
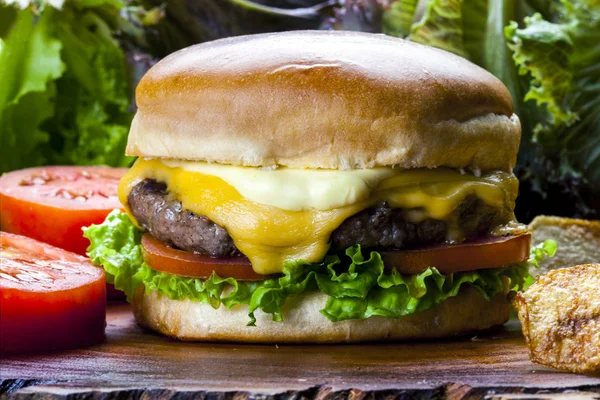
[1,302,599,399]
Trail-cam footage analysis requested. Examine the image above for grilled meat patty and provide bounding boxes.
[129,179,240,256]
[331,195,498,249]
[129,179,503,257]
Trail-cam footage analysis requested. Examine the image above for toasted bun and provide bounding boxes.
[128,31,520,171]
[529,216,600,276]
[133,286,510,343]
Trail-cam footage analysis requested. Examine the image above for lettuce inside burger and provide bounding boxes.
[85,31,540,343]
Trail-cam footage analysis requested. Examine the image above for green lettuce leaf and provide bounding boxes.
[85,211,545,326]
[46,0,134,167]
[382,0,419,38]
[0,0,135,173]
[505,0,600,213]
[407,0,467,57]
[520,238,558,288]
[0,5,64,172]
[528,239,558,268]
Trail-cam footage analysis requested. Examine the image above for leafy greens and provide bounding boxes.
[84,210,549,326]
[0,0,138,172]
[0,3,64,173]
[505,0,600,219]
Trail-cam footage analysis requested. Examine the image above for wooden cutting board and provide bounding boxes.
[1,302,599,399]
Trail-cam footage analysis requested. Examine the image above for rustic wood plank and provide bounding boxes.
[490,393,600,400]
[4,384,600,400]
[1,302,599,399]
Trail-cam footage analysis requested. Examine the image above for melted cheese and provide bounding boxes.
[161,160,396,211]
[119,159,518,275]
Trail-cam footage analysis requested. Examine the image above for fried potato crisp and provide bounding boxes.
[514,263,600,374]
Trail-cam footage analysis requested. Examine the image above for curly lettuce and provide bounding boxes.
[528,239,558,268]
[84,210,545,326]
[0,0,137,172]
[505,0,600,214]
[47,1,134,167]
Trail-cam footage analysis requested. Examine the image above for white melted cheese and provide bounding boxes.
[161,159,397,211]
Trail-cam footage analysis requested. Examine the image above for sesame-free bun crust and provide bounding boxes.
[133,286,510,343]
[529,216,600,276]
[128,31,520,171]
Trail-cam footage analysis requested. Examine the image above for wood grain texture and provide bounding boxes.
[1,302,599,399]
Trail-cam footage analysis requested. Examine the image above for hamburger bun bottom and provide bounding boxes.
[133,286,510,343]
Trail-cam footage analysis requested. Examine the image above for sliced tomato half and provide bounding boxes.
[0,233,106,355]
[142,233,530,280]
[0,166,126,299]
[0,166,126,256]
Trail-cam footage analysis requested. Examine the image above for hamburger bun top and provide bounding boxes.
[127,31,520,171]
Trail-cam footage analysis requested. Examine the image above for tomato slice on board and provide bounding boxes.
[141,234,279,281]
[0,232,106,355]
[381,234,531,275]
[0,166,126,256]
[142,233,530,280]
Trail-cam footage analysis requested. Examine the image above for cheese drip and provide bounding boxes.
[119,159,518,275]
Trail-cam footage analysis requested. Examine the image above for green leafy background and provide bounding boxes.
[0,0,134,172]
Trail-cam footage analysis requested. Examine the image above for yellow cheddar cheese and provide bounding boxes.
[119,159,518,275]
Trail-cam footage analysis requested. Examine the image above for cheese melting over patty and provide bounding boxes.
[119,158,518,275]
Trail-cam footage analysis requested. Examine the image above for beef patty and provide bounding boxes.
[129,179,504,257]
[129,180,239,256]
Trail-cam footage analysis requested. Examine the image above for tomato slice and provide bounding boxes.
[142,233,530,280]
[381,233,531,275]
[0,166,126,256]
[0,232,106,355]
[141,234,278,281]
[0,166,126,299]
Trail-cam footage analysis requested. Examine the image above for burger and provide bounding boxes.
[85,30,533,343]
